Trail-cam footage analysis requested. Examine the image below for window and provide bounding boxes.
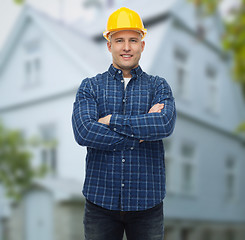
[23,38,42,87]
[195,5,206,40]
[40,124,57,176]
[225,156,237,200]
[25,57,41,85]
[164,227,174,240]
[174,47,189,100]
[205,65,219,114]
[225,229,236,240]
[180,142,197,194]
[202,229,213,240]
[196,24,206,40]
[180,228,192,240]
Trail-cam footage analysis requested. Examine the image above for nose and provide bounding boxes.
[123,40,130,52]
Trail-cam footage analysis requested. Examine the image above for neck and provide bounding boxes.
[122,70,132,78]
[112,63,136,78]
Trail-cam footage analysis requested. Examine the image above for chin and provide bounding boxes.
[122,64,138,70]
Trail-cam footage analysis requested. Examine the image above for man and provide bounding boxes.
[72,7,176,240]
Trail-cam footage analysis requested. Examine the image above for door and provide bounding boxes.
[24,189,53,240]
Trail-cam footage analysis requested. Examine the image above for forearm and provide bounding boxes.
[109,103,176,141]
[108,77,177,141]
[72,103,140,151]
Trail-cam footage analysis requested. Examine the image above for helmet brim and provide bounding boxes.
[103,28,147,41]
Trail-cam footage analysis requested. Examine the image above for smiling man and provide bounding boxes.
[72,7,176,240]
[108,30,145,75]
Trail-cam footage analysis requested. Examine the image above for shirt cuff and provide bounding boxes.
[124,136,140,151]
[109,114,125,133]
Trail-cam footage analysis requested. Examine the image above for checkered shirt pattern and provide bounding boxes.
[72,64,176,211]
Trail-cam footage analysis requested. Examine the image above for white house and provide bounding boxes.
[0,0,244,239]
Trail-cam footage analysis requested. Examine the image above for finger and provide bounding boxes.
[156,106,164,110]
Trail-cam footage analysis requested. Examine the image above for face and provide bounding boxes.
[107,30,145,76]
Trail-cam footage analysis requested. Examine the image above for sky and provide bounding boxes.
[0,0,240,50]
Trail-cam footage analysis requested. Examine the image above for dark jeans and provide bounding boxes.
[84,200,164,240]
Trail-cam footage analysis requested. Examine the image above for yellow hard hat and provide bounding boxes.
[103,7,147,41]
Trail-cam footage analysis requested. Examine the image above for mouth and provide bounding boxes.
[121,54,133,59]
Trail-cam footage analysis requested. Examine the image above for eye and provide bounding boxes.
[130,39,138,43]
[115,39,123,43]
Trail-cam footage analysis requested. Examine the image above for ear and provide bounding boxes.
[107,41,112,52]
[141,41,145,52]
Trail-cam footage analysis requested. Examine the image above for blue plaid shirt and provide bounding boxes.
[72,64,176,211]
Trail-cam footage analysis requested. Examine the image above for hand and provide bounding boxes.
[148,103,164,113]
[98,115,112,126]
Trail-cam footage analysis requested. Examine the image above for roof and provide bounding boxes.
[140,19,171,72]
[0,177,83,220]
[0,5,101,76]
[71,0,178,38]
[0,0,225,76]
[29,177,83,202]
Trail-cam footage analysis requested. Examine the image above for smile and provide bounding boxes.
[121,54,133,58]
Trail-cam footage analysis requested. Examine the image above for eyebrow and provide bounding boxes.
[114,37,140,41]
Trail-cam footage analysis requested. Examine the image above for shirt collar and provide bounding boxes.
[108,64,143,79]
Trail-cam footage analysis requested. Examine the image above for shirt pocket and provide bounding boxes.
[97,89,109,118]
[139,90,153,114]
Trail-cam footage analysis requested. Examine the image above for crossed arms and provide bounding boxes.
[98,103,164,143]
[72,78,176,151]
[98,103,164,125]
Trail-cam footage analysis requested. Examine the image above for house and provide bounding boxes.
[0,4,91,240]
[0,0,244,239]
[7,179,83,240]
[0,186,10,240]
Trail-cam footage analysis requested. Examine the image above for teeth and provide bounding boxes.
[122,55,131,57]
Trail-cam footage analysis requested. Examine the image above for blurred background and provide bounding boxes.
[0,0,245,240]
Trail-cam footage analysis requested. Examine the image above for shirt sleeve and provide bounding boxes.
[109,77,176,141]
[72,78,140,151]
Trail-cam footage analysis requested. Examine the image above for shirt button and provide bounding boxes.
[130,147,134,150]
[114,128,117,131]
[131,134,134,137]
[118,70,121,74]
[122,159,125,163]
[122,184,125,187]
[123,99,126,103]
[121,80,124,83]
